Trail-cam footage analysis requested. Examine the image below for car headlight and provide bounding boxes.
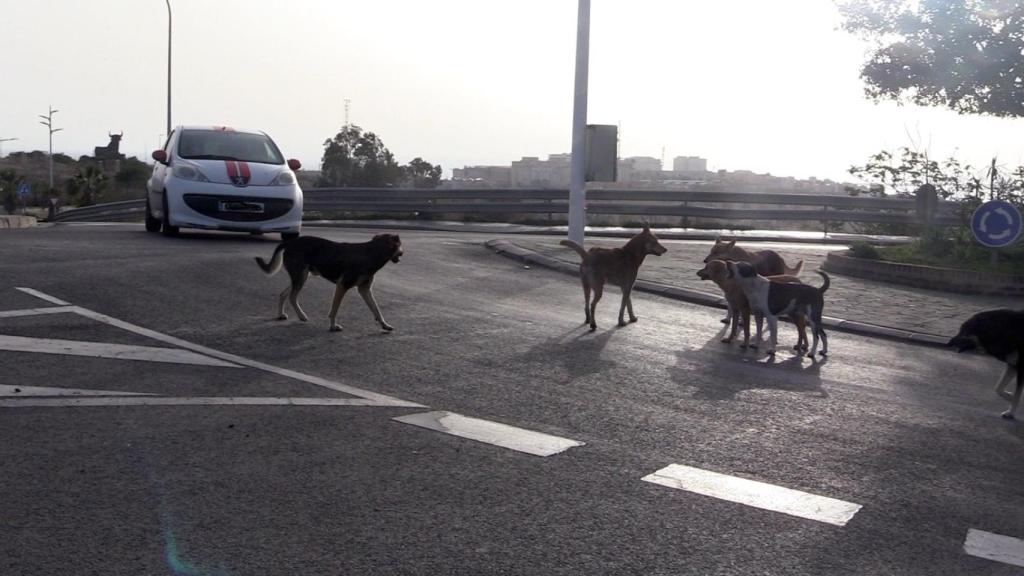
[172,163,210,182]
[269,171,296,186]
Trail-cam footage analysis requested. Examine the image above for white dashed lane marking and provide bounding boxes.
[964,528,1024,568]
[394,411,585,456]
[642,463,862,527]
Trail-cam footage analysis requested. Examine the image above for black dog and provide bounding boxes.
[255,234,403,332]
[948,309,1024,419]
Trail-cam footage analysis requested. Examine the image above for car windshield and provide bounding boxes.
[177,129,284,164]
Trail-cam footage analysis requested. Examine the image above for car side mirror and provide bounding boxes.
[152,150,168,164]
[287,159,301,171]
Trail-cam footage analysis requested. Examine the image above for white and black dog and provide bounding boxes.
[948,309,1024,419]
[727,261,829,357]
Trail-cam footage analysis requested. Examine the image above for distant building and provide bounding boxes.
[673,156,707,172]
[451,165,512,187]
[510,154,571,188]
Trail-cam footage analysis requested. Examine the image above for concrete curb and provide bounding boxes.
[485,238,951,349]
[0,215,37,229]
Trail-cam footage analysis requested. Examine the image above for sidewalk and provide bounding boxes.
[486,237,1022,343]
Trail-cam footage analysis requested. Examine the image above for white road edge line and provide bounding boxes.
[0,397,389,408]
[0,334,242,368]
[0,385,154,397]
[964,528,1024,568]
[0,306,77,319]
[393,411,584,456]
[642,463,862,527]
[13,287,424,409]
[15,287,71,306]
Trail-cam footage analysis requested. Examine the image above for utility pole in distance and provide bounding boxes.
[165,0,173,135]
[38,106,62,191]
[0,137,17,158]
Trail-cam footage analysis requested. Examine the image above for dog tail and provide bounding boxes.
[560,239,589,261]
[255,242,287,275]
[816,270,830,293]
[785,258,804,276]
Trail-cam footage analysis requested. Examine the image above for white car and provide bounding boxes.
[146,126,303,239]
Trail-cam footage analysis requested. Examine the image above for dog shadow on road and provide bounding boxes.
[670,329,829,401]
[516,325,618,382]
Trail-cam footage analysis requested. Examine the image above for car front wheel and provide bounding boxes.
[281,231,300,241]
[160,193,179,237]
[145,198,162,233]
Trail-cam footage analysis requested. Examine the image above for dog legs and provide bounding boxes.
[618,283,638,327]
[765,315,779,355]
[357,282,393,332]
[276,270,309,321]
[993,361,1021,419]
[328,282,350,332]
[588,282,603,332]
[581,277,593,326]
[1006,368,1023,419]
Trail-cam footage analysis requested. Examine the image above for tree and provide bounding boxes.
[0,169,23,214]
[404,157,442,188]
[837,0,1024,117]
[319,125,404,187]
[65,166,108,206]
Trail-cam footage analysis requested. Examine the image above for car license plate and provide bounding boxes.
[219,200,264,213]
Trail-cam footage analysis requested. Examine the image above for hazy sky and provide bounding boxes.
[4,0,1024,183]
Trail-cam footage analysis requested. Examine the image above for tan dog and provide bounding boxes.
[697,259,807,349]
[703,239,803,277]
[561,225,668,331]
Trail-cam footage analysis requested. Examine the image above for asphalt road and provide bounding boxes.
[1,224,1022,576]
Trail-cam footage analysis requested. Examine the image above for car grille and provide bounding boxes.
[183,194,294,222]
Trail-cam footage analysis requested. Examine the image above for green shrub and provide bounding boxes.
[849,241,881,260]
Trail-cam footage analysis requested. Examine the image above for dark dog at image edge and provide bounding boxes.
[255,234,403,332]
[948,309,1024,419]
[560,225,668,331]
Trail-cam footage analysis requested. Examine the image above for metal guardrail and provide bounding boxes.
[49,188,963,228]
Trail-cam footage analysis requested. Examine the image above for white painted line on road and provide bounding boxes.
[14,288,424,408]
[964,528,1024,568]
[68,305,423,408]
[0,334,242,368]
[0,396,387,408]
[0,385,154,397]
[15,287,71,306]
[642,464,862,527]
[0,306,76,319]
[393,411,585,456]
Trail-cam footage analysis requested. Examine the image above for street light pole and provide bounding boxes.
[568,0,591,245]
[38,106,62,191]
[0,137,17,158]
[165,0,172,136]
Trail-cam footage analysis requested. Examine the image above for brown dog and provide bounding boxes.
[561,225,667,331]
[697,259,807,349]
[703,239,803,277]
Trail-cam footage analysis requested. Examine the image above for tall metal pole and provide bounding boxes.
[38,107,61,191]
[568,0,591,245]
[165,0,172,136]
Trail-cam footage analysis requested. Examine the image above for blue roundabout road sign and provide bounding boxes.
[971,199,1022,248]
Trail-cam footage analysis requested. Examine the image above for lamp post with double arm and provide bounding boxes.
[38,107,61,191]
